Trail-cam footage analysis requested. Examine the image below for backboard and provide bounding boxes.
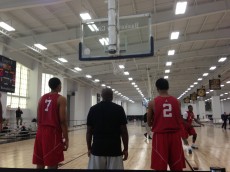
[79,13,153,61]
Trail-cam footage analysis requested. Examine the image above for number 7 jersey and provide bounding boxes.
[38,93,61,130]
[152,96,181,133]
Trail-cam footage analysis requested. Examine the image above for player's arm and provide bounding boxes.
[86,125,93,157]
[86,108,93,157]
[36,98,41,126]
[147,100,154,127]
[58,96,69,151]
[120,124,129,160]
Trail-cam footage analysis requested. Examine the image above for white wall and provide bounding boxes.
[0,92,7,119]
[27,62,42,118]
[222,100,230,114]
[127,102,144,116]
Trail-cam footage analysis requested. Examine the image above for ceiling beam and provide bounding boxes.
[0,0,71,12]
[7,1,230,50]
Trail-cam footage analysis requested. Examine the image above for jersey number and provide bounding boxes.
[163,104,172,117]
[45,99,52,112]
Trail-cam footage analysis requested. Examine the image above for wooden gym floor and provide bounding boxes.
[0,121,229,171]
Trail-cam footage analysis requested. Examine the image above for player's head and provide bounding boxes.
[155,78,169,92]
[188,105,193,111]
[101,88,113,101]
[48,77,61,92]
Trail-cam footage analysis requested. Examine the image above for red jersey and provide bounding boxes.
[38,93,61,130]
[152,96,181,133]
[185,111,194,125]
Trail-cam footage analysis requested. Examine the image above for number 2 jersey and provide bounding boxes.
[38,93,61,131]
[152,96,182,133]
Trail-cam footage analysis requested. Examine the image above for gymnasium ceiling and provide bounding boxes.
[0,0,230,103]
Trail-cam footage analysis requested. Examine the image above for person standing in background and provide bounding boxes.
[16,107,23,126]
[221,112,228,130]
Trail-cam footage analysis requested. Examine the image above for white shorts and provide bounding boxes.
[88,154,124,169]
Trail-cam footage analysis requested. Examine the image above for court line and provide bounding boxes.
[185,158,195,171]
[58,152,88,168]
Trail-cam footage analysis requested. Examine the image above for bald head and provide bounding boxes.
[101,88,113,101]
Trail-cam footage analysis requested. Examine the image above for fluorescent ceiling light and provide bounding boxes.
[209,66,216,70]
[86,75,92,78]
[124,71,129,75]
[165,69,170,73]
[128,78,133,81]
[34,43,47,50]
[80,13,91,20]
[164,76,169,79]
[168,50,175,56]
[210,90,213,92]
[187,88,191,90]
[190,85,194,88]
[198,78,203,81]
[203,73,209,76]
[175,1,187,15]
[115,91,118,94]
[0,22,15,31]
[218,57,227,62]
[58,58,68,63]
[54,60,61,64]
[134,85,137,88]
[224,92,228,94]
[226,81,230,84]
[74,67,82,71]
[94,79,100,82]
[206,92,209,94]
[101,84,106,87]
[119,65,125,69]
[107,86,111,88]
[170,32,180,40]
[131,82,135,85]
[221,84,224,87]
[194,82,198,85]
[112,89,115,91]
[87,23,99,32]
[166,61,172,66]
[99,37,109,46]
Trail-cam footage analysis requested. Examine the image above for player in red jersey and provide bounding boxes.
[33,77,69,169]
[183,105,204,149]
[147,78,186,171]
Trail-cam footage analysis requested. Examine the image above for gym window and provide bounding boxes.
[7,63,29,108]
[41,73,53,96]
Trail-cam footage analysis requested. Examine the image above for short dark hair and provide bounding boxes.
[188,105,193,108]
[155,78,169,90]
[48,77,61,90]
[101,88,113,101]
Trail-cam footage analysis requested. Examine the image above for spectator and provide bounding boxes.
[86,88,129,169]
[221,112,228,130]
[16,107,23,126]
